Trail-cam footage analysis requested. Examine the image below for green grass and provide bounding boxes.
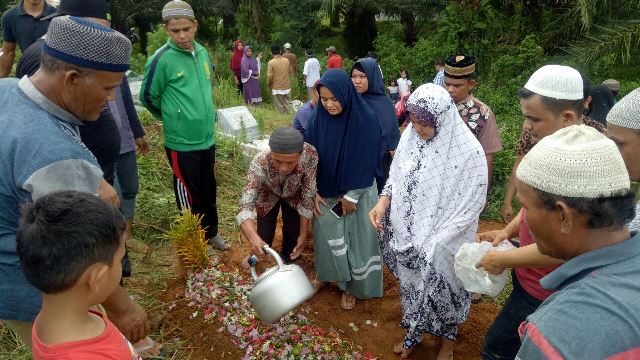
[214,75,300,135]
[0,324,31,359]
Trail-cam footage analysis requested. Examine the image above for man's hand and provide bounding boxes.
[476,229,510,246]
[314,194,327,217]
[476,251,507,276]
[234,75,239,85]
[290,236,306,260]
[250,236,268,257]
[98,178,120,208]
[339,197,357,214]
[135,137,150,155]
[106,294,150,342]
[501,201,514,224]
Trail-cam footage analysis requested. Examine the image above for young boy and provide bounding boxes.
[16,191,141,359]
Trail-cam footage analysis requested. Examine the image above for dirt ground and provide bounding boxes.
[158,220,505,359]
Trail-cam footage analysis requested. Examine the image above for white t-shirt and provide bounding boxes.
[303,58,321,88]
[397,78,412,94]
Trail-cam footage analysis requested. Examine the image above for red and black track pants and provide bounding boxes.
[165,145,219,239]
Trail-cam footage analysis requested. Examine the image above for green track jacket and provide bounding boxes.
[141,39,216,151]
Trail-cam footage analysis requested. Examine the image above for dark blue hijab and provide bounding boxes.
[304,69,381,198]
[354,58,401,153]
[586,84,616,125]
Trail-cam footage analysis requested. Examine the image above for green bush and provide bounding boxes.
[146,24,169,56]
[435,0,498,74]
[373,33,454,85]
[488,35,546,86]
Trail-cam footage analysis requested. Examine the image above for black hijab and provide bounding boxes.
[586,85,616,125]
[304,69,381,198]
[353,57,401,152]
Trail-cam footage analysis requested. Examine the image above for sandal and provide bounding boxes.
[340,292,356,311]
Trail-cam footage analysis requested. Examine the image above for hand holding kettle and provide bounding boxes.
[249,235,268,257]
[249,244,315,323]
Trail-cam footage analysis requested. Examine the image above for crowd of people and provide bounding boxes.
[232,28,639,360]
[0,0,638,359]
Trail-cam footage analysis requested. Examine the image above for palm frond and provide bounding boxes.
[565,20,640,65]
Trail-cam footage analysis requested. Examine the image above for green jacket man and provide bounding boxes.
[140,0,228,250]
[141,38,215,151]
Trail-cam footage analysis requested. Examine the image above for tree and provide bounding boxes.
[108,0,234,54]
[376,0,446,46]
[272,0,323,49]
[321,0,378,58]
[236,0,273,44]
[566,21,640,66]
[545,0,640,65]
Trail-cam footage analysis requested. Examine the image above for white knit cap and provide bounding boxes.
[517,125,630,198]
[524,65,583,100]
[283,43,291,49]
[606,88,640,130]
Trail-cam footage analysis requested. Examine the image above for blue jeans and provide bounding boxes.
[481,271,543,360]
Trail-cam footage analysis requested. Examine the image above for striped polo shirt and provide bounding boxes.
[517,231,640,359]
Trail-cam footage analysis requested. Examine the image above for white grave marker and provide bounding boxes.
[216,106,262,142]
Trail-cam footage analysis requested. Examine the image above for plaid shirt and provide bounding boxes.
[433,70,445,87]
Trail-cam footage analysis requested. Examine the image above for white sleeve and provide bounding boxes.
[303,61,310,76]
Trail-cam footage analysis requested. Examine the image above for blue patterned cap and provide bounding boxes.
[43,16,131,73]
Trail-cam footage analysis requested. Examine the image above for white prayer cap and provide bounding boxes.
[524,65,583,100]
[606,88,640,130]
[517,125,630,198]
[283,43,291,49]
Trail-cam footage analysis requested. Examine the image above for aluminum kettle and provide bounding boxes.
[249,245,315,323]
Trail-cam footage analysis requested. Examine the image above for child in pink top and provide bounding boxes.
[16,191,141,360]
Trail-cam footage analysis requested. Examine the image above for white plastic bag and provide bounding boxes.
[454,240,515,297]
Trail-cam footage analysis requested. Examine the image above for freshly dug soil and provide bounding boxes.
[159,220,505,359]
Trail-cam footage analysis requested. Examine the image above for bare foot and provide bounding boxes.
[312,279,327,292]
[436,339,455,360]
[340,292,356,310]
[393,341,413,359]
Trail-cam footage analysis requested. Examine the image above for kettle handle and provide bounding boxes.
[249,244,285,281]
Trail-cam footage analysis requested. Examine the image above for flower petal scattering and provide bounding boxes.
[185,265,376,359]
